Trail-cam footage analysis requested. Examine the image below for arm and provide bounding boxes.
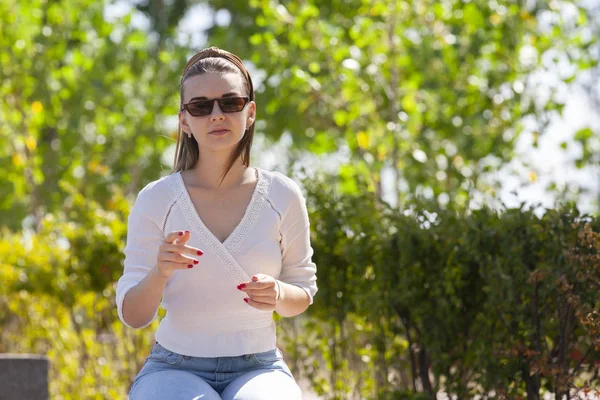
[121,267,169,329]
[115,188,201,329]
[116,190,164,329]
[275,280,311,317]
[238,176,318,317]
[121,230,202,328]
[275,179,318,317]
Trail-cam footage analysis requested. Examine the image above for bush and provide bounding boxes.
[279,173,600,399]
[0,182,157,398]
[1,174,598,399]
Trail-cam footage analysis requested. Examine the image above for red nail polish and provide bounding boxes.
[185,230,190,234]
[179,232,183,236]
[188,264,193,268]
[197,250,203,255]
[193,260,199,264]
[239,284,246,289]
[244,298,249,303]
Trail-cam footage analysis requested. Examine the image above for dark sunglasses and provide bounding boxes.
[181,96,250,117]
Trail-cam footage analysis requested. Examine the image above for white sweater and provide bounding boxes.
[115,168,318,357]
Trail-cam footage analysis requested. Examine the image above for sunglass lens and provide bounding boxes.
[220,97,247,112]
[188,101,213,116]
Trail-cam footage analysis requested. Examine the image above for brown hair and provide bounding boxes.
[173,47,255,185]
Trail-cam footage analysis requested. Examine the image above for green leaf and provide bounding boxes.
[574,127,593,142]
[333,110,348,127]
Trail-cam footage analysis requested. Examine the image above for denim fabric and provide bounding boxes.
[129,342,302,399]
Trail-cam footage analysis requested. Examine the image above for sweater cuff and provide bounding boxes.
[116,284,157,329]
[290,283,314,305]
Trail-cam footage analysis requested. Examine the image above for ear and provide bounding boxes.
[179,111,191,135]
[246,101,256,129]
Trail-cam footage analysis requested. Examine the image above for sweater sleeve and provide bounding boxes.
[278,179,318,305]
[115,186,164,329]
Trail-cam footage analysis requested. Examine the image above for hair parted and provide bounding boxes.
[173,47,255,185]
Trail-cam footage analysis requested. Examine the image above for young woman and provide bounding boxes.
[115,47,318,399]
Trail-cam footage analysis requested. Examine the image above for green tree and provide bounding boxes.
[201,0,597,208]
[3,1,599,398]
[0,0,189,232]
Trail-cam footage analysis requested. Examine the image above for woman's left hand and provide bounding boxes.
[237,273,280,311]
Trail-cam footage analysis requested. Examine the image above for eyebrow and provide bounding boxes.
[188,93,240,102]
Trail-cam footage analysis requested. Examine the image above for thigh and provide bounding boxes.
[220,369,302,400]
[129,369,221,400]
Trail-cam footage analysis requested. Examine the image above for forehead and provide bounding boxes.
[182,72,245,102]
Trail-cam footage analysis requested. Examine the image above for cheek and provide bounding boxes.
[232,116,247,130]
[188,117,207,130]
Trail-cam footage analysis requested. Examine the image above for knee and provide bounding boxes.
[221,370,302,400]
[130,369,220,400]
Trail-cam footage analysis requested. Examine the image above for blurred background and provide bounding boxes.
[1,0,600,398]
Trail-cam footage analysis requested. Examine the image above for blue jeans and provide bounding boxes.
[129,342,302,399]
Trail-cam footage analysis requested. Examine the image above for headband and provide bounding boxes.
[181,47,255,101]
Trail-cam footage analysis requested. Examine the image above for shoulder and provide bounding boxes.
[267,170,303,197]
[132,172,176,213]
[261,169,306,216]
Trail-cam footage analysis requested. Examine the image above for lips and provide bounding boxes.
[209,128,230,135]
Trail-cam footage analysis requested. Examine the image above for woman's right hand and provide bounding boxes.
[156,230,204,278]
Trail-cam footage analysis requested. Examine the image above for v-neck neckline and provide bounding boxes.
[172,167,270,253]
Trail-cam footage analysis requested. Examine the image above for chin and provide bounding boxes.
[199,139,242,152]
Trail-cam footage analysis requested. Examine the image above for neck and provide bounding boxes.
[187,149,249,190]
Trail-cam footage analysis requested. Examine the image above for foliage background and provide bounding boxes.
[1,0,599,398]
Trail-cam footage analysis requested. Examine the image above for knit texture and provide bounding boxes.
[115,168,318,357]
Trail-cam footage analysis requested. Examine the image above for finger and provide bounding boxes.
[162,243,204,257]
[160,261,196,270]
[165,230,186,244]
[245,292,276,301]
[243,297,275,310]
[238,285,275,295]
[158,252,200,265]
[238,280,271,290]
[174,230,191,245]
[251,274,268,282]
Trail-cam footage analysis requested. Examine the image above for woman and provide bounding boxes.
[115,47,318,399]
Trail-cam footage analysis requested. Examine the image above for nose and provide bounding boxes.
[210,100,225,121]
